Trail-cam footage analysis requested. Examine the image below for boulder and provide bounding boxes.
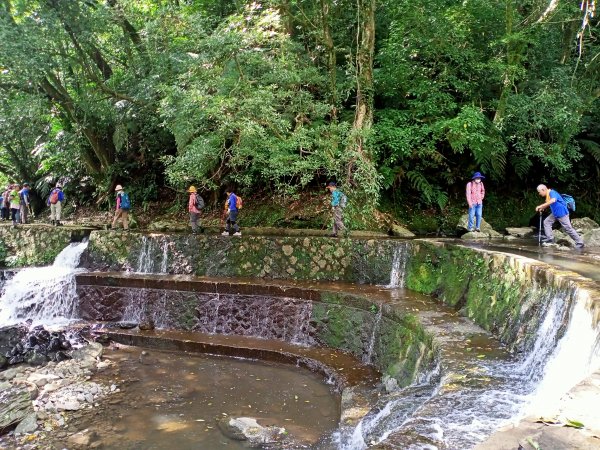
[218,417,287,446]
[0,386,34,434]
[14,412,37,434]
[72,342,103,361]
[389,224,416,238]
[583,229,600,248]
[456,214,499,235]
[0,355,7,371]
[571,218,599,234]
[505,227,536,238]
[461,230,502,240]
[554,230,575,247]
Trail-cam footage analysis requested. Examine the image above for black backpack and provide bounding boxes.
[194,193,205,210]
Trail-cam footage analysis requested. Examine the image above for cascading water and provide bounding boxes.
[135,235,169,274]
[387,244,408,288]
[0,241,88,328]
[342,246,600,450]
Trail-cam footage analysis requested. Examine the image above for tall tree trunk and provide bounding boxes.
[345,0,377,193]
[320,0,337,112]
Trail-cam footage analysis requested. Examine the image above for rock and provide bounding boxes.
[571,217,599,234]
[14,412,37,434]
[25,350,48,366]
[56,400,81,411]
[94,334,111,345]
[505,227,536,238]
[117,321,138,330]
[72,342,103,361]
[554,230,575,247]
[583,229,600,248]
[390,224,416,238]
[456,214,498,234]
[0,386,34,433]
[138,317,155,331]
[0,355,7,370]
[218,417,287,445]
[1,367,22,381]
[68,430,97,447]
[461,231,501,240]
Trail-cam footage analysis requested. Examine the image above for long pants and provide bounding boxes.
[332,206,345,235]
[543,213,583,245]
[10,208,19,224]
[112,209,129,229]
[468,204,483,230]
[50,202,62,221]
[190,212,200,232]
[1,207,8,220]
[20,205,28,224]
[225,210,239,234]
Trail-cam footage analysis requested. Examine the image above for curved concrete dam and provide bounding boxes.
[1,226,600,449]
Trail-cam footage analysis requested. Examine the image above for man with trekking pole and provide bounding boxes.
[535,184,584,249]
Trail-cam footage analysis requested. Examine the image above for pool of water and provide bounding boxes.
[74,346,341,449]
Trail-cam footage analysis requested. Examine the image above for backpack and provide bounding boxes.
[194,193,205,210]
[235,195,243,209]
[49,190,59,204]
[560,193,576,212]
[339,192,348,209]
[119,192,131,210]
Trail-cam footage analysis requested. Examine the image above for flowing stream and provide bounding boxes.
[0,241,88,328]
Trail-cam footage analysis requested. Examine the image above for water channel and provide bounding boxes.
[1,233,600,449]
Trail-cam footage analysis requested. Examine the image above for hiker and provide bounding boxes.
[0,189,6,221]
[111,185,131,231]
[326,181,346,237]
[9,184,21,226]
[187,186,205,234]
[1,185,10,221]
[221,188,241,236]
[466,172,485,232]
[47,183,65,226]
[535,184,584,249]
[19,183,31,224]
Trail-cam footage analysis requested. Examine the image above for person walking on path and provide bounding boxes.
[47,183,65,226]
[1,185,10,221]
[9,184,21,227]
[221,188,241,236]
[187,186,205,234]
[535,184,584,249]
[466,172,485,232]
[19,183,31,224]
[111,185,131,231]
[326,181,346,237]
[0,189,6,221]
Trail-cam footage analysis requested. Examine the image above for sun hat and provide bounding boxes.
[115,185,123,192]
[55,183,62,188]
[471,172,485,180]
[188,186,197,193]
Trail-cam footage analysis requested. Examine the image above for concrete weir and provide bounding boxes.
[2,226,600,448]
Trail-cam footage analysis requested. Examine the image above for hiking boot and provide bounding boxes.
[541,237,554,244]
[576,242,585,249]
[475,228,481,232]
[233,232,242,236]
[55,221,62,226]
[221,231,230,236]
[329,233,338,238]
[51,220,55,226]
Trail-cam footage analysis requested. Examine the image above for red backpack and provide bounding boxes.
[49,190,60,204]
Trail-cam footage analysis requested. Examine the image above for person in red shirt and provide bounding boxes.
[466,172,485,232]
[187,186,204,234]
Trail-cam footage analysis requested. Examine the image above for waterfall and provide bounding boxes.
[364,306,383,364]
[524,288,600,415]
[387,244,408,288]
[0,241,88,328]
[135,235,169,274]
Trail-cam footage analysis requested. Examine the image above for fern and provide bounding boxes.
[406,170,447,209]
[579,139,600,165]
[510,155,533,178]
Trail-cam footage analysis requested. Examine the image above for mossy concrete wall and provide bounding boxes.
[76,276,436,387]
[0,225,76,267]
[84,230,401,284]
[403,240,593,353]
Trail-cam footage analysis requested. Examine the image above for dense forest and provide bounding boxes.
[0,0,599,229]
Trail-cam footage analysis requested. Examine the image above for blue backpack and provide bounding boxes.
[119,192,131,210]
[560,193,576,212]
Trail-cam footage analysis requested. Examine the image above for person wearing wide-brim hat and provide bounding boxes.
[466,172,485,232]
[187,186,205,234]
[111,184,131,231]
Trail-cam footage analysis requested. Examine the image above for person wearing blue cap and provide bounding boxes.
[326,181,347,237]
[466,172,485,232]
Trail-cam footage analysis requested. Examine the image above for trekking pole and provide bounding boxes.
[538,211,542,246]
